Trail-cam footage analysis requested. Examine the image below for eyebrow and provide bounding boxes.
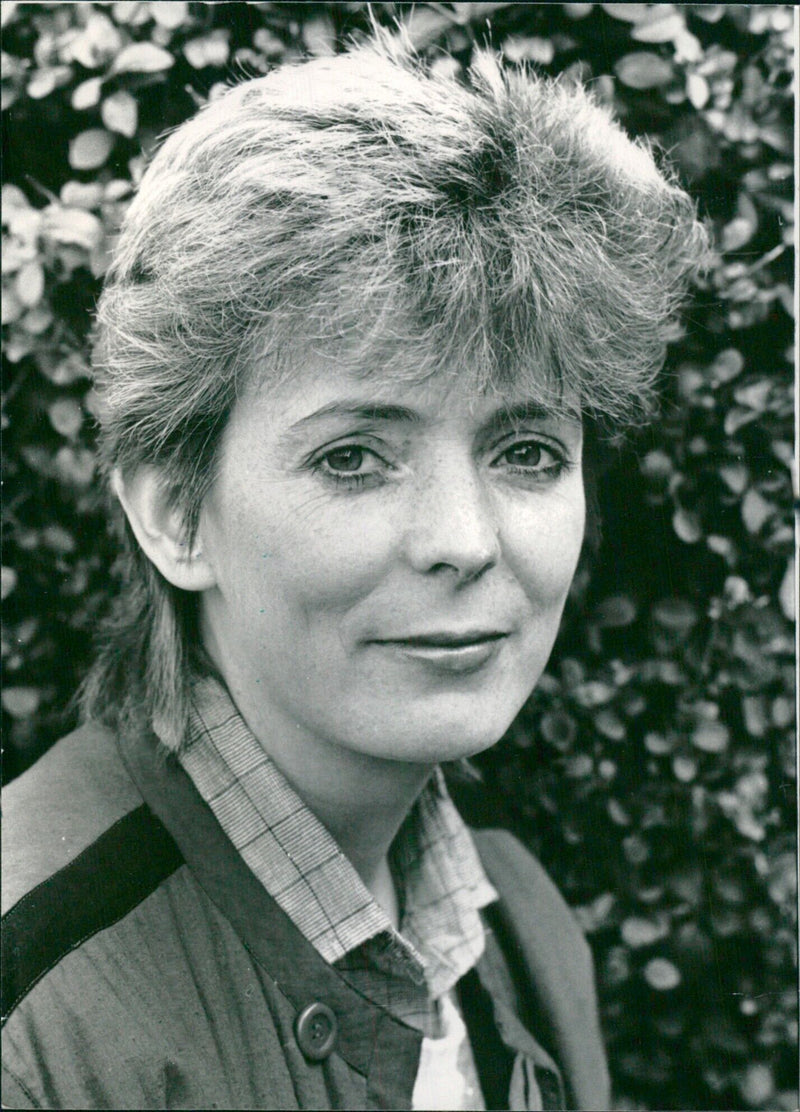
[281,398,579,444]
[480,401,579,435]
[283,402,423,438]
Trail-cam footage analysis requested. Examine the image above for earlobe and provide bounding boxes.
[112,467,217,592]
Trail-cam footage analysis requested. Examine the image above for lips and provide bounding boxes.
[373,631,507,649]
[375,631,508,648]
[369,631,509,676]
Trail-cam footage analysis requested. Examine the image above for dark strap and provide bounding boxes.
[458,965,514,1110]
[1,804,183,1023]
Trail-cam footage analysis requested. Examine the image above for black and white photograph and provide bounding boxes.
[1,4,797,1110]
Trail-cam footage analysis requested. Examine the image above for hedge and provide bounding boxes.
[1,4,796,1110]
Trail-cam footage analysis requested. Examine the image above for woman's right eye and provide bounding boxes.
[312,443,391,489]
[323,447,367,473]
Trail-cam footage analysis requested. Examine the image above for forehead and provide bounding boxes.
[237,353,583,439]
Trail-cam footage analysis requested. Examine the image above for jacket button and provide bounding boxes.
[295,1002,338,1061]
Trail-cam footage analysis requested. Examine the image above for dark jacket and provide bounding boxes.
[1,723,609,1110]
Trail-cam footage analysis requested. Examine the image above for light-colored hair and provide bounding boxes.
[84,37,708,750]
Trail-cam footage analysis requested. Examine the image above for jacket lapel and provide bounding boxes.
[472,828,610,1111]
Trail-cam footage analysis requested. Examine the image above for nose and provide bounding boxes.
[403,453,500,585]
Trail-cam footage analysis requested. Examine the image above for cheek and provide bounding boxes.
[210,488,400,619]
[503,485,586,606]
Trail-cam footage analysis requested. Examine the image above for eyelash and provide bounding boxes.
[310,445,389,489]
[310,439,568,491]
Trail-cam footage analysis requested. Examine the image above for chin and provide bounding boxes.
[381,705,518,765]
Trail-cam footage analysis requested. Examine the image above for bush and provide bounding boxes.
[2,4,795,1109]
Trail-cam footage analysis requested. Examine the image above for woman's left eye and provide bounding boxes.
[323,446,370,473]
[496,440,562,474]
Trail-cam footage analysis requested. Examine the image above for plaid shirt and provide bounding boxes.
[180,676,498,1037]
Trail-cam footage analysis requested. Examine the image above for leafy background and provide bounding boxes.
[1,4,796,1109]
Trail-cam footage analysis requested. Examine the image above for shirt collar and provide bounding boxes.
[180,676,497,999]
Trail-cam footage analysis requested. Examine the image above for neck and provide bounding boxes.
[217,670,432,920]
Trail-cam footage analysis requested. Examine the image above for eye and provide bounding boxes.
[312,443,391,489]
[324,446,368,473]
[503,442,544,468]
[495,439,563,475]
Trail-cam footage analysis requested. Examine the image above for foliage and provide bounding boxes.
[1,4,795,1109]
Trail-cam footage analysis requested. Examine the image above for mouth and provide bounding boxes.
[382,631,508,648]
[371,631,508,674]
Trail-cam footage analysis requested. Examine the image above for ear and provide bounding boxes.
[112,467,216,592]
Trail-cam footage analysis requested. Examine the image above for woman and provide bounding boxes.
[1,37,706,1111]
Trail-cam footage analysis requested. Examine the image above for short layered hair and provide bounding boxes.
[84,37,708,750]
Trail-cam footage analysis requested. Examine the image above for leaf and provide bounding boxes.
[21,304,52,335]
[39,351,91,385]
[654,596,698,631]
[26,65,72,100]
[718,462,748,495]
[302,16,336,57]
[60,181,104,209]
[631,9,685,43]
[184,31,229,69]
[741,488,773,534]
[1,566,17,600]
[101,90,138,137]
[722,216,755,253]
[739,1065,775,1108]
[595,709,626,741]
[644,732,672,755]
[253,28,285,57]
[2,687,41,717]
[641,449,672,480]
[42,206,103,250]
[622,917,668,947]
[503,36,555,65]
[1,183,28,210]
[48,398,83,438]
[594,595,637,628]
[149,1,189,29]
[733,379,771,411]
[778,558,794,621]
[643,958,681,990]
[710,348,744,384]
[672,755,697,782]
[772,695,793,729]
[615,53,674,89]
[66,14,123,69]
[685,73,709,109]
[742,696,768,738]
[572,681,616,708]
[562,4,594,19]
[672,507,702,544]
[111,42,174,75]
[69,128,115,171]
[602,4,651,22]
[692,722,729,753]
[1,289,23,325]
[575,892,616,933]
[112,2,147,24]
[71,76,103,111]
[14,261,44,307]
[724,405,759,435]
[539,711,577,750]
[54,446,96,486]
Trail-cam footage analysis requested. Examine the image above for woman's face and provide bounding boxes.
[197,359,585,768]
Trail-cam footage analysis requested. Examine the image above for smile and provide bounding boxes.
[372,632,508,674]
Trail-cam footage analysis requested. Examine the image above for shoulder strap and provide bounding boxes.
[2,804,183,1024]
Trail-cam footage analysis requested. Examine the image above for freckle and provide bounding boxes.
[259,608,265,613]
[262,552,271,558]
